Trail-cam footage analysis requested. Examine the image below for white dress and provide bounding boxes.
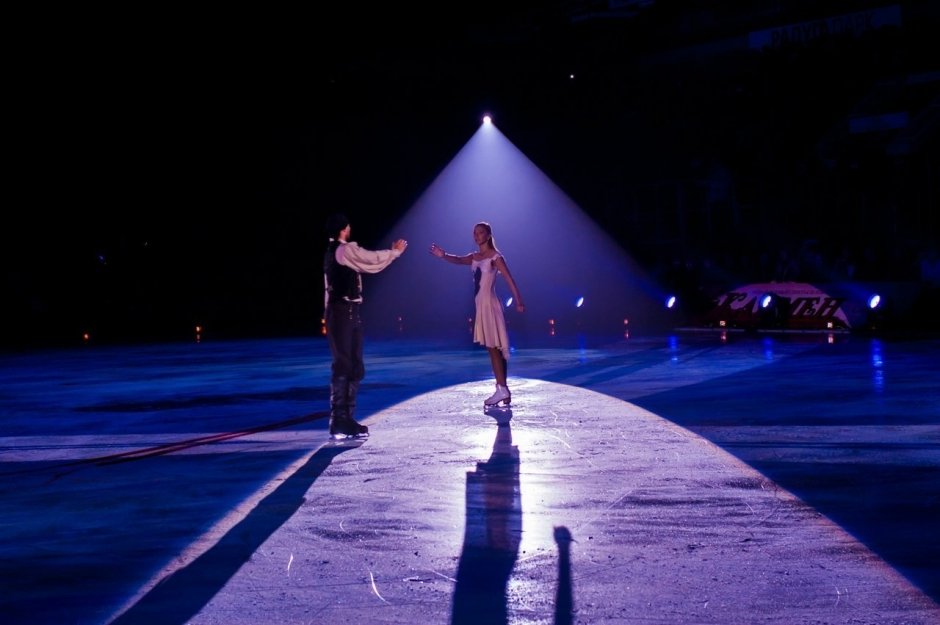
[471,253,510,359]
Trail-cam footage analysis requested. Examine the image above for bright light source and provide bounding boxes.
[482,115,492,124]
[665,295,676,309]
[868,294,881,309]
[760,294,774,309]
[575,296,585,308]
[505,297,513,307]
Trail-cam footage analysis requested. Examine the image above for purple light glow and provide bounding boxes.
[365,120,665,342]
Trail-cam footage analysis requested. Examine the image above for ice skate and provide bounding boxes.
[329,376,368,439]
[329,417,369,439]
[484,384,511,406]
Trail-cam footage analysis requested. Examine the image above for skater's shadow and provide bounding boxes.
[484,404,513,426]
[109,442,361,625]
[451,423,521,625]
[553,526,575,625]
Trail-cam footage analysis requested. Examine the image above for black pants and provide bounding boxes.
[326,300,364,382]
[326,300,364,422]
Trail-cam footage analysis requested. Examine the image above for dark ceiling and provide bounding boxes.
[5,1,939,345]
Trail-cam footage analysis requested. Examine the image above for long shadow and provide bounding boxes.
[553,526,574,625]
[537,344,696,388]
[75,383,404,413]
[451,416,522,625]
[109,441,361,625]
[631,338,940,600]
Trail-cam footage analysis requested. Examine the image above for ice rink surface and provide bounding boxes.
[1,333,938,624]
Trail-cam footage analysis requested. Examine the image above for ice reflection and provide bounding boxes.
[871,338,885,393]
[668,335,679,362]
[762,336,774,361]
[451,420,521,625]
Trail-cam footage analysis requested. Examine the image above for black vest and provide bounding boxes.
[324,240,361,302]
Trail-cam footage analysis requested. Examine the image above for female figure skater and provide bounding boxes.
[430,222,525,406]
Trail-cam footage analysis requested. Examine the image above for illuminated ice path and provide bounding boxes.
[2,335,938,624]
[127,379,937,625]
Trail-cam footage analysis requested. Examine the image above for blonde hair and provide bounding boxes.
[475,221,499,252]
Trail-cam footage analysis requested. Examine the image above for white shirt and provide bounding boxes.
[324,239,402,306]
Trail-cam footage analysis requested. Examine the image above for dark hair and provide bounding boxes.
[325,213,350,238]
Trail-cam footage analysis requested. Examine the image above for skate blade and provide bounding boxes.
[329,432,369,440]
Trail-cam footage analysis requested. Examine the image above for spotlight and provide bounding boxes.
[665,295,677,309]
[757,292,789,329]
[866,294,885,332]
[482,115,492,125]
[505,297,513,308]
[575,296,585,308]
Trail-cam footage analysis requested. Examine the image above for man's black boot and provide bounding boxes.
[329,377,354,438]
[345,379,368,436]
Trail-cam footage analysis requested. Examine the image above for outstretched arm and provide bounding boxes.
[429,243,472,265]
[338,240,407,274]
[494,256,525,312]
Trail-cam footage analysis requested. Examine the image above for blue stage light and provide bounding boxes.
[482,115,492,125]
[868,294,881,309]
[665,295,677,309]
[760,294,775,309]
[575,296,585,308]
[505,297,513,308]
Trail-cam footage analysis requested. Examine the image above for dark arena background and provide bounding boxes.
[2,3,939,625]
[4,1,938,346]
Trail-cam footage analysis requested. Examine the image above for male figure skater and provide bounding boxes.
[323,213,408,438]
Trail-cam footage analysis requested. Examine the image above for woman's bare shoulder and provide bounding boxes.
[475,250,502,260]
